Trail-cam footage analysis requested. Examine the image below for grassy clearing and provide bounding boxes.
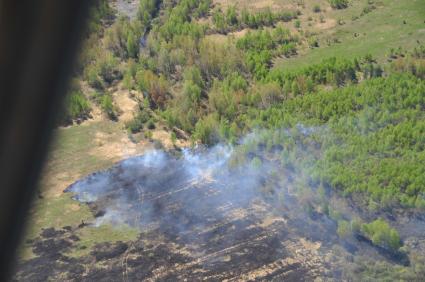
[20,120,140,260]
[274,0,425,70]
[67,224,139,258]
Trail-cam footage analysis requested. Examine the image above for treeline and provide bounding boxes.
[212,6,298,33]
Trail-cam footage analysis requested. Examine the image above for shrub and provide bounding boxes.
[193,114,220,145]
[308,37,319,48]
[85,65,103,89]
[147,119,156,130]
[97,51,120,84]
[329,0,348,9]
[126,110,150,133]
[313,5,321,13]
[256,82,283,109]
[337,220,351,238]
[361,219,402,251]
[170,132,177,145]
[63,91,91,124]
[126,30,138,59]
[135,70,169,108]
[100,94,117,120]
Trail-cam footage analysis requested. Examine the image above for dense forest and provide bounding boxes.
[47,0,425,280]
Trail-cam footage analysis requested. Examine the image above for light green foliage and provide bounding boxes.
[249,72,425,209]
[138,0,160,26]
[213,6,297,33]
[62,80,91,124]
[64,92,91,123]
[170,132,177,145]
[361,219,401,251]
[105,17,143,59]
[99,94,117,120]
[337,220,351,238]
[237,27,298,79]
[193,114,220,145]
[126,30,138,59]
[251,157,262,168]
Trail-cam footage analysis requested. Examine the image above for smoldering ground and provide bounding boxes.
[14,126,425,281]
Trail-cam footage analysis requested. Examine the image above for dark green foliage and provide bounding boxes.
[146,119,156,130]
[329,0,349,9]
[126,110,150,133]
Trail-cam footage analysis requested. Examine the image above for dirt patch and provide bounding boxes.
[315,18,337,30]
[150,128,190,150]
[90,131,149,162]
[112,88,139,123]
[110,0,139,20]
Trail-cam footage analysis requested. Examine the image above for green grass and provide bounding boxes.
[274,0,425,70]
[67,224,139,257]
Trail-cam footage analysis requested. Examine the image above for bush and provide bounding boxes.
[256,82,283,109]
[308,37,319,48]
[97,51,120,84]
[85,65,103,89]
[63,91,91,124]
[313,5,321,13]
[337,220,351,238]
[329,0,349,9]
[361,219,402,251]
[193,114,220,145]
[135,70,169,108]
[126,110,150,133]
[146,119,156,130]
[100,94,117,120]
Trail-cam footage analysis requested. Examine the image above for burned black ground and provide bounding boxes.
[13,149,425,281]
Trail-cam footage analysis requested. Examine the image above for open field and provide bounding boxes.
[274,0,425,70]
[19,119,148,260]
